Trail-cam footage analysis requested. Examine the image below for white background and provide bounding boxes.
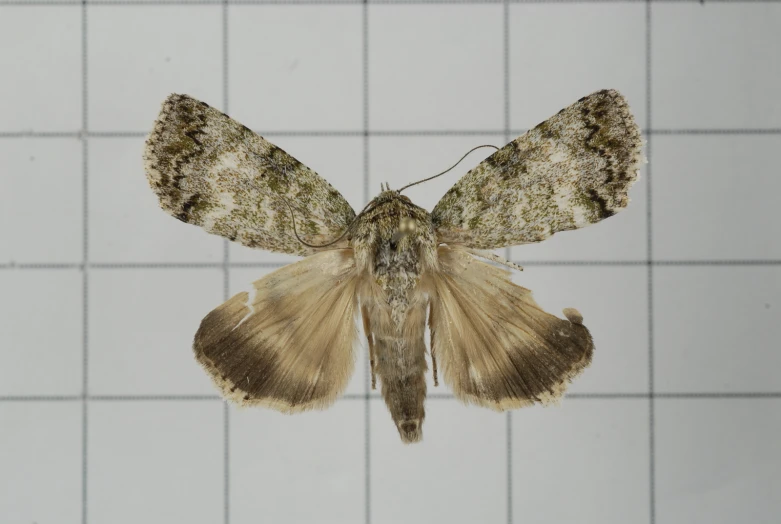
[1,1,780,523]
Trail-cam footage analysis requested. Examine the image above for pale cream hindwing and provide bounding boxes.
[428,246,594,409]
[143,94,356,256]
[194,249,359,412]
[431,89,643,249]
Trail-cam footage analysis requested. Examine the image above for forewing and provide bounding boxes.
[144,94,356,256]
[428,246,593,409]
[194,249,359,412]
[431,89,643,249]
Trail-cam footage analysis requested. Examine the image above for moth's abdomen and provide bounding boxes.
[375,340,427,443]
[372,302,428,443]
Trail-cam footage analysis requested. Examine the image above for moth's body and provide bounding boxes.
[143,89,643,444]
[352,191,436,442]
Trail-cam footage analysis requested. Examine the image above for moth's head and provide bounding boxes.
[359,188,414,221]
[372,185,411,204]
[365,188,420,220]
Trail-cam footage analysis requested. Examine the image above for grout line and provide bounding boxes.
[0,131,82,138]
[222,0,230,116]
[654,392,781,399]
[82,131,148,138]
[81,7,89,394]
[651,260,781,266]
[650,128,781,135]
[89,395,225,401]
[2,260,781,271]
[4,128,781,139]
[362,6,370,205]
[223,261,291,268]
[502,0,513,522]
[515,260,649,266]
[89,262,227,269]
[222,2,231,523]
[230,0,363,3]
[569,392,651,399]
[5,0,781,5]
[3,392,780,402]
[0,396,84,401]
[645,3,656,524]
[80,1,90,523]
[10,263,84,269]
[349,392,781,400]
[82,400,88,524]
[362,3,371,523]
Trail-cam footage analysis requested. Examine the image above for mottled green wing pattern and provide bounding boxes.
[431,89,643,250]
[144,94,356,256]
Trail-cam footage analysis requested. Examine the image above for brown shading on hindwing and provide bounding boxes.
[427,246,594,409]
[194,250,358,412]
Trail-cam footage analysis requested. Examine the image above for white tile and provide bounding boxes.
[0,139,83,264]
[0,271,83,396]
[369,135,500,211]
[230,267,369,398]
[509,4,647,132]
[89,401,223,524]
[89,138,223,263]
[369,5,504,131]
[229,5,363,131]
[654,267,781,393]
[0,403,82,524]
[0,7,81,132]
[230,402,364,524]
[652,136,781,261]
[88,6,223,131]
[511,399,650,524]
[653,4,781,129]
[656,399,781,524]
[229,135,364,264]
[371,399,506,524]
[512,266,649,394]
[89,268,223,395]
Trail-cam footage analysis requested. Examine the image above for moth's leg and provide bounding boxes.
[431,351,439,387]
[361,303,377,390]
[463,248,524,272]
[429,301,439,387]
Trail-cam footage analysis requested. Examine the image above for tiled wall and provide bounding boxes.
[1,1,780,524]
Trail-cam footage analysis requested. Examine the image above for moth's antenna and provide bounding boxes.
[397,144,500,194]
[280,196,377,249]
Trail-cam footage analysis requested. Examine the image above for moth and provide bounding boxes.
[143,89,642,443]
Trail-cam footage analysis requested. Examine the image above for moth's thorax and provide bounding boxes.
[350,191,437,321]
